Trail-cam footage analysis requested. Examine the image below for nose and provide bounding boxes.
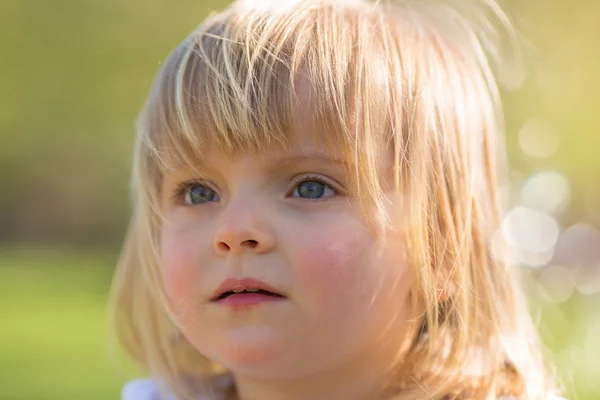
[213,198,276,256]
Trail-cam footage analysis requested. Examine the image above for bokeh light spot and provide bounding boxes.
[518,118,560,159]
[520,171,570,214]
[537,265,575,303]
[502,207,560,267]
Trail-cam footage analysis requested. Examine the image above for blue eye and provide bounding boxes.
[292,178,336,199]
[182,184,219,205]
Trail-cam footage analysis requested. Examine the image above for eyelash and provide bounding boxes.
[172,179,218,203]
[288,174,340,198]
[171,175,341,204]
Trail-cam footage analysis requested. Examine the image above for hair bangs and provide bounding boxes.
[138,7,347,173]
[135,1,398,219]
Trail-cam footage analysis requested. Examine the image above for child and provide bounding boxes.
[109,0,565,399]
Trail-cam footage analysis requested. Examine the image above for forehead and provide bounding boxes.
[166,127,348,174]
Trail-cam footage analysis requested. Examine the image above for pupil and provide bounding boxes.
[298,181,325,199]
[189,186,215,203]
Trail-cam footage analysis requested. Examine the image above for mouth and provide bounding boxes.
[210,277,287,305]
[213,288,285,301]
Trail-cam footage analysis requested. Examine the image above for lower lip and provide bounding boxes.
[214,293,286,306]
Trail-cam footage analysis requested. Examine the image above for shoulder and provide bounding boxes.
[121,379,174,400]
[121,376,232,400]
[122,379,209,400]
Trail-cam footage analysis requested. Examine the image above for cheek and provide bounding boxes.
[160,223,202,310]
[293,224,385,318]
[290,217,412,331]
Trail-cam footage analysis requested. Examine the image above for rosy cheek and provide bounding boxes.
[160,227,199,310]
[294,227,380,317]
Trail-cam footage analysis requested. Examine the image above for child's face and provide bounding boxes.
[159,118,415,381]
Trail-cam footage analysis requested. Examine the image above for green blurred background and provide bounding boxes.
[1,0,599,399]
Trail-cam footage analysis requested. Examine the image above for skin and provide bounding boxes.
[159,83,418,400]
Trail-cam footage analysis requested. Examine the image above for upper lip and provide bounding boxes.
[210,277,287,301]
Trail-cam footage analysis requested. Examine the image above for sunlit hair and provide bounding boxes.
[108,0,561,399]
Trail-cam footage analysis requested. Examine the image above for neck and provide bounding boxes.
[231,336,413,400]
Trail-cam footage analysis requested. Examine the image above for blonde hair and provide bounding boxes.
[108,0,561,399]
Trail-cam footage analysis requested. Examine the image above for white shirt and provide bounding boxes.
[121,378,228,400]
[121,379,177,400]
[121,378,566,400]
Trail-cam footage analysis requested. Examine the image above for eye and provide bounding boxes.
[178,182,220,205]
[291,176,337,199]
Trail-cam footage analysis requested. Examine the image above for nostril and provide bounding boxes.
[215,239,261,253]
[242,239,258,248]
[217,242,231,252]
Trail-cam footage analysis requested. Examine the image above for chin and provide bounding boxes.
[194,326,342,379]
[208,327,293,375]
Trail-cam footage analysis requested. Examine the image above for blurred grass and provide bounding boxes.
[1,247,599,399]
[0,246,138,400]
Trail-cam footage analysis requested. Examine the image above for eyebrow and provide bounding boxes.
[268,152,349,167]
[168,151,349,173]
